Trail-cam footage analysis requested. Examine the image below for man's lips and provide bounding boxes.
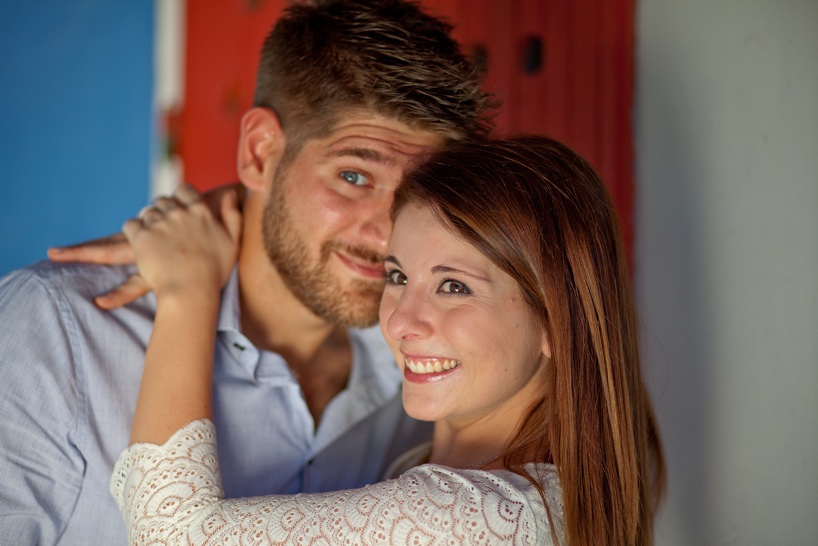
[334,251,384,279]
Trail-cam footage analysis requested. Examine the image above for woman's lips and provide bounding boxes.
[402,356,461,383]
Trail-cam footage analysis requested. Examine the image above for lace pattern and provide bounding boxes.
[111,419,563,545]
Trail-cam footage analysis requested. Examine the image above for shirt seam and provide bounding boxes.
[34,270,90,535]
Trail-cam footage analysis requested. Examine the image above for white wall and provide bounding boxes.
[635,1,818,544]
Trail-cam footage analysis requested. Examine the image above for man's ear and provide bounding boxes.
[237,107,285,192]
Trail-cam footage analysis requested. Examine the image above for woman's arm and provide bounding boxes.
[112,420,555,545]
[122,185,241,445]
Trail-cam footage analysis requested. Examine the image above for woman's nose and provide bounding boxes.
[383,290,433,341]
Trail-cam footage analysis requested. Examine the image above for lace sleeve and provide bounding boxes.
[111,419,560,545]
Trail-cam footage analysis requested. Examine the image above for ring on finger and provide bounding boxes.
[152,196,181,213]
[137,206,163,224]
[137,205,154,219]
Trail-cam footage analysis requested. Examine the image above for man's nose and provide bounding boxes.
[358,194,393,253]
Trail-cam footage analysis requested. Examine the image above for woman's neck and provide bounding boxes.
[429,414,518,470]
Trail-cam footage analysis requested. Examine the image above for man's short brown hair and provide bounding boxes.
[254,0,495,154]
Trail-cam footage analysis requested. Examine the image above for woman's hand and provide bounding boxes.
[48,183,244,309]
[125,184,242,446]
[121,184,242,302]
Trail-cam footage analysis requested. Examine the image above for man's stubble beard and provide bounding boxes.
[261,169,385,329]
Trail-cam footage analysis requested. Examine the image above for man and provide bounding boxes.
[0,1,493,543]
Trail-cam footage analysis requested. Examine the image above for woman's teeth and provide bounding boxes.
[405,358,460,374]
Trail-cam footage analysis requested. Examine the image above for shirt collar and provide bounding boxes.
[215,269,264,379]
[216,267,401,400]
[216,267,242,334]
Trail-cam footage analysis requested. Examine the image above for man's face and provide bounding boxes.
[262,113,444,328]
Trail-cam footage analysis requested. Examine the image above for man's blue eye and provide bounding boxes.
[340,171,368,186]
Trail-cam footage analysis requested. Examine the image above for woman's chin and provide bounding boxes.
[402,396,445,423]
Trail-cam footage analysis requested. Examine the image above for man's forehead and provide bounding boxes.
[327,147,401,167]
[321,112,446,154]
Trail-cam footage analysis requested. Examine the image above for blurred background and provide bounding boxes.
[1,0,816,543]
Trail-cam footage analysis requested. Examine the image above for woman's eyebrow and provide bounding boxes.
[384,257,491,282]
[431,265,490,283]
[383,255,402,267]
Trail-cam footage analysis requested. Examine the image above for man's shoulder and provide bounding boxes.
[7,259,135,286]
[1,260,138,302]
[349,325,392,358]
[348,324,401,396]
[0,260,156,330]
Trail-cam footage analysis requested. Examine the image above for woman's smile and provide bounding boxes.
[380,203,549,426]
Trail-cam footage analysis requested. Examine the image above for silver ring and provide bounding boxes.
[137,205,155,220]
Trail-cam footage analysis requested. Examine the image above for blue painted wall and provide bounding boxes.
[0,1,154,275]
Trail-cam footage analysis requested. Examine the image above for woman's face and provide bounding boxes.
[379,203,550,428]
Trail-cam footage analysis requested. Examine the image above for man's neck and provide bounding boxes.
[236,197,352,424]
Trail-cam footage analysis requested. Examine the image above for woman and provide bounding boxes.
[112,136,664,545]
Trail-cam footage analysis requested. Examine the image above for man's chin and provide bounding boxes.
[323,285,383,328]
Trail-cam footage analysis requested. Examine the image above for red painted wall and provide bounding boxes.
[178,1,285,192]
[180,0,634,250]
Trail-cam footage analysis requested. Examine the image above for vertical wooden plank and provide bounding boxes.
[181,0,285,190]
[239,1,288,112]
[515,0,536,134]
[545,0,570,142]
[604,0,635,259]
[489,0,516,134]
[181,2,243,189]
[568,0,598,163]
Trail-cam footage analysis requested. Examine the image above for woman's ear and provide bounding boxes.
[541,330,552,360]
[237,107,285,192]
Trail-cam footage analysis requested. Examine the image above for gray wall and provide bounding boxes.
[635,0,818,544]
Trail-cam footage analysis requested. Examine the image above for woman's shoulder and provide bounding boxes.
[398,462,564,545]
[383,442,432,479]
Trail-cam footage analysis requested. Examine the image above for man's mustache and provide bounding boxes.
[323,241,385,267]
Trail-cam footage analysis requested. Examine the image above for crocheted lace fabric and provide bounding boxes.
[111,419,564,545]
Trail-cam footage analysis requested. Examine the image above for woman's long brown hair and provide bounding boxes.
[394,137,665,546]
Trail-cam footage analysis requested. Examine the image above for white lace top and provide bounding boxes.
[111,419,564,545]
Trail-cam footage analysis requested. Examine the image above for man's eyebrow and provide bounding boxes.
[328,147,399,167]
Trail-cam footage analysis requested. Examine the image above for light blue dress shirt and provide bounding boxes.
[0,261,431,545]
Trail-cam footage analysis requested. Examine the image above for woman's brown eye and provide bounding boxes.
[439,280,470,295]
[386,270,407,285]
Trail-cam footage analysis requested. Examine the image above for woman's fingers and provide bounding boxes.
[173,183,202,206]
[48,233,134,265]
[122,217,146,242]
[152,196,181,214]
[136,206,164,226]
[94,274,152,310]
[219,190,243,244]
[49,184,238,310]
[47,185,240,268]
[122,185,240,299]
